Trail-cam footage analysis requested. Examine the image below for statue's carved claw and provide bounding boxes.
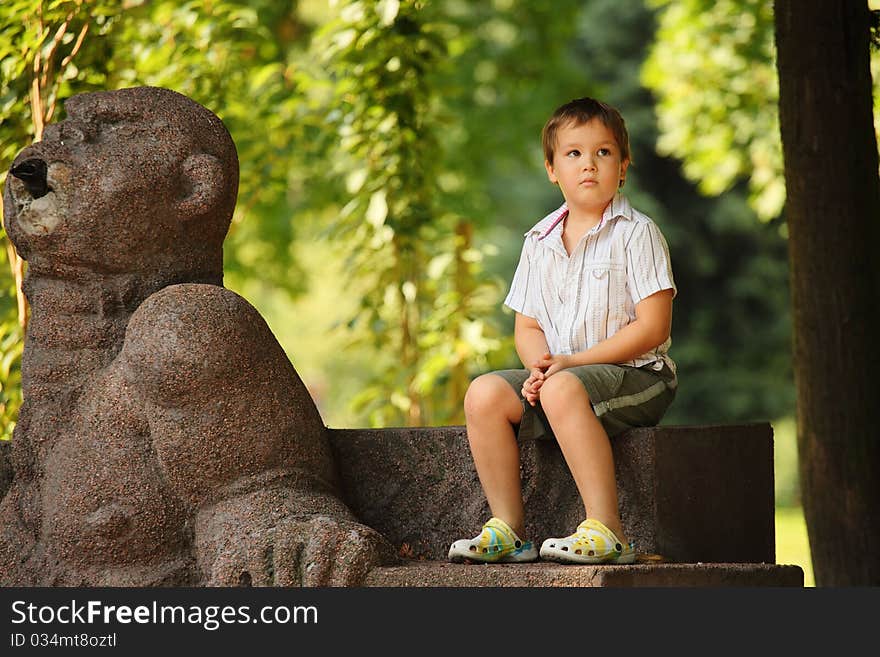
[199,514,396,587]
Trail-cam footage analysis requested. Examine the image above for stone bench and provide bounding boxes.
[363,561,803,587]
[2,423,800,586]
[327,423,776,564]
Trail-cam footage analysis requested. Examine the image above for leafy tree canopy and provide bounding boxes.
[642,0,783,220]
[643,0,880,221]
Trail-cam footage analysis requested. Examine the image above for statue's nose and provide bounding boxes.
[10,158,49,199]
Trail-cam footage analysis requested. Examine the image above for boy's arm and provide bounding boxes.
[515,313,552,405]
[515,312,551,369]
[534,288,673,377]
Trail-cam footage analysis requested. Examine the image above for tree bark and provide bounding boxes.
[775,1,880,585]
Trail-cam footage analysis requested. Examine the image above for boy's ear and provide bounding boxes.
[619,158,630,188]
[177,153,224,221]
[544,159,558,185]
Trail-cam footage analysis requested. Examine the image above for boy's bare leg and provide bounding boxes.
[538,372,627,543]
[463,374,527,537]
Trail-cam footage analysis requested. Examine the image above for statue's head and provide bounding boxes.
[3,86,238,282]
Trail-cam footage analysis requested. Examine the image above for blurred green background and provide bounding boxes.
[3,0,876,585]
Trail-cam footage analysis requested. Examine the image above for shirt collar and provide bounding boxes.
[526,192,634,240]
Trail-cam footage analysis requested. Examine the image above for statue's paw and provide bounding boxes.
[199,525,275,587]
[203,515,395,587]
[273,515,396,586]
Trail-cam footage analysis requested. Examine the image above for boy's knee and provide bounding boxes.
[464,374,514,419]
[540,372,589,415]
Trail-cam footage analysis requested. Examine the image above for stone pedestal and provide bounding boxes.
[3,423,796,586]
[364,561,803,587]
[328,423,775,564]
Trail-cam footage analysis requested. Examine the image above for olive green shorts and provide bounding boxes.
[491,362,676,440]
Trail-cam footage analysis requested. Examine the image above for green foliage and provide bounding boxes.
[0,0,318,437]
[0,0,120,146]
[301,0,595,426]
[874,2,880,158]
[643,0,880,222]
[642,0,784,220]
[0,243,22,442]
[775,506,814,586]
[0,0,809,436]
[308,0,504,425]
[772,416,800,508]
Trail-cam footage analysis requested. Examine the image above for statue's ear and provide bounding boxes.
[177,154,224,221]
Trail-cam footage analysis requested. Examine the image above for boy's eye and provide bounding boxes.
[566,149,580,158]
[597,148,611,156]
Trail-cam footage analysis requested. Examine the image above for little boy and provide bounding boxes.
[448,97,676,564]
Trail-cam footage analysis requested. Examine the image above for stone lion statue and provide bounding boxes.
[0,86,394,586]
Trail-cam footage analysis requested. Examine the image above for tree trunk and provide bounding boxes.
[775,1,880,585]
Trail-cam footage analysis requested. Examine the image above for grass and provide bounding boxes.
[775,506,814,587]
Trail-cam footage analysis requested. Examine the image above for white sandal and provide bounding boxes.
[448,517,538,563]
[539,519,636,564]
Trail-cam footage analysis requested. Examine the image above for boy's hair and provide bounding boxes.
[542,97,631,165]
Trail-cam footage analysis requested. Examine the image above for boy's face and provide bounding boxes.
[544,118,629,219]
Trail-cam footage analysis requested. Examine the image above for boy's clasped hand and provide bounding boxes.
[521,352,577,405]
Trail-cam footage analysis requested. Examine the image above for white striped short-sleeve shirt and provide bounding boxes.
[504,193,676,373]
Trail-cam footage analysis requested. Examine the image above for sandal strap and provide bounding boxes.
[455,517,529,557]
[551,518,626,555]
[579,519,622,543]
[478,517,525,551]
[449,517,537,563]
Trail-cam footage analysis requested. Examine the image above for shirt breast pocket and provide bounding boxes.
[588,262,625,281]
[586,261,627,313]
